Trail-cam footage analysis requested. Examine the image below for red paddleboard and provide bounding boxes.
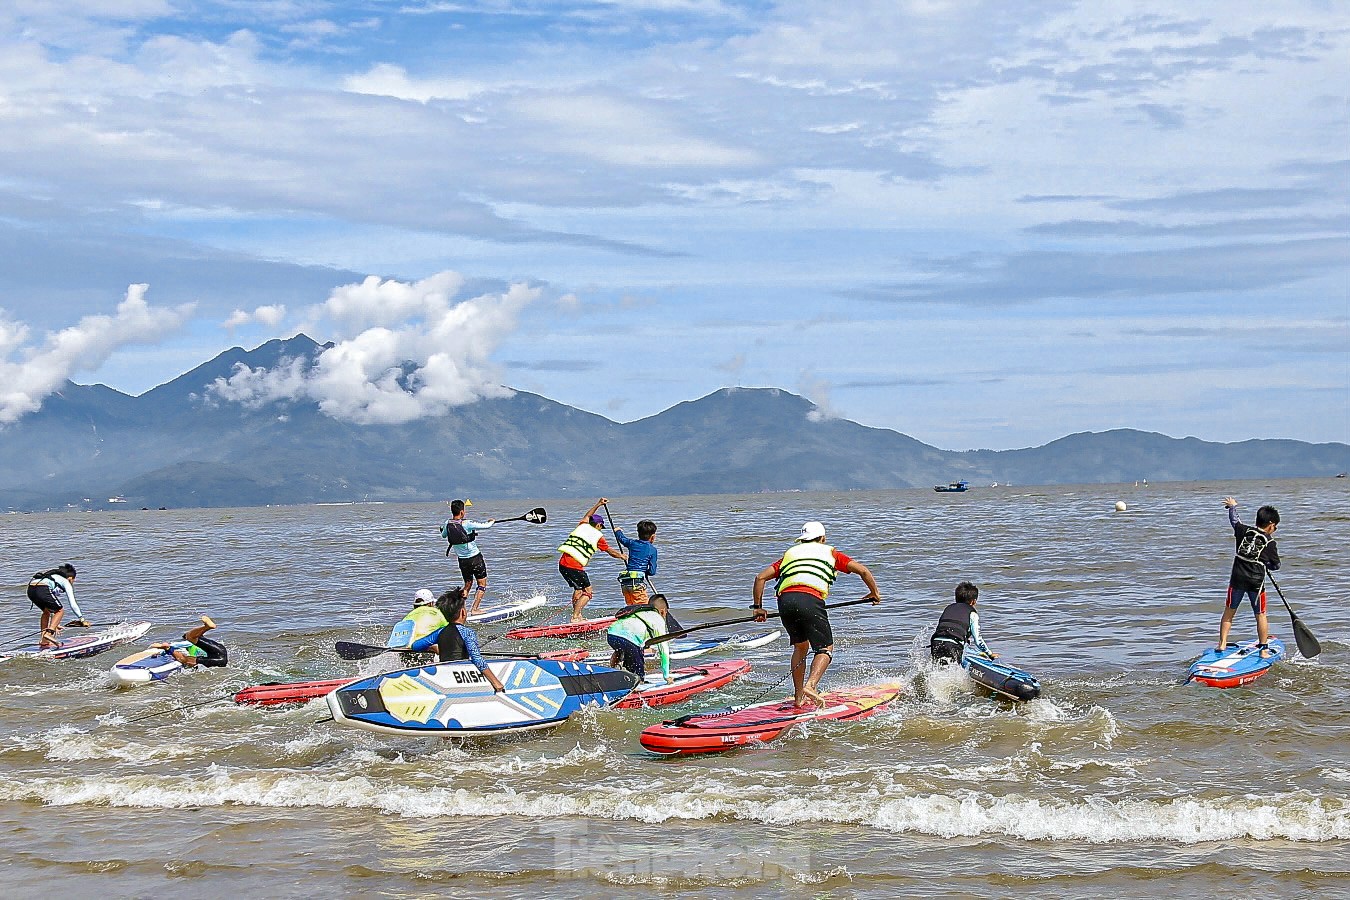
[234,678,354,707]
[505,616,617,639]
[638,682,903,755]
[613,659,752,710]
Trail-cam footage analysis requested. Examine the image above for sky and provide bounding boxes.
[0,0,1346,448]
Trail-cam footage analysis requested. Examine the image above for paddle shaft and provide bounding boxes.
[1266,573,1320,658]
[646,596,879,646]
[496,507,547,524]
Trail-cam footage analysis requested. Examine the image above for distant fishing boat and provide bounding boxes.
[934,480,970,493]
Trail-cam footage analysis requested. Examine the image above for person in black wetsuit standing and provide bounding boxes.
[1217,497,1280,657]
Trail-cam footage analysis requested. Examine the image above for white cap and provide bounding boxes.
[798,521,826,541]
[413,588,436,606]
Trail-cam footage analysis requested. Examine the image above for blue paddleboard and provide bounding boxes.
[963,653,1042,701]
[110,648,183,686]
[1187,638,1285,688]
[326,658,639,737]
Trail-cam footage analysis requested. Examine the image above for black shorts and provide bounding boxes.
[930,639,963,665]
[559,563,591,591]
[188,635,229,668]
[777,590,833,651]
[27,584,63,614]
[458,553,488,582]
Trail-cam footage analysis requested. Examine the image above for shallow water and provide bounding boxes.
[1,479,1347,897]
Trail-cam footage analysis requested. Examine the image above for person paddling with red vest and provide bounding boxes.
[558,498,626,622]
[751,521,881,709]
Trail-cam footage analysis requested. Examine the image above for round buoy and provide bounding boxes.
[1115,501,1127,512]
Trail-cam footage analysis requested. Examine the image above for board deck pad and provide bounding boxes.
[327,658,639,736]
[1,622,153,663]
[638,682,903,755]
[1187,638,1286,688]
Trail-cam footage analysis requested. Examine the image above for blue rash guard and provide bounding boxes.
[409,623,491,670]
[614,529,658,587]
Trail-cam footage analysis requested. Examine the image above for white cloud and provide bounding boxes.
[0,284,193,424]
[224,304,287,329]
[343,63,487,102]
[209,271,540,424]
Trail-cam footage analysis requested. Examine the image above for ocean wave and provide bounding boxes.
[2,773,1345,843]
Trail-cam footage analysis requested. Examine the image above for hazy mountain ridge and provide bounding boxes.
[0,337,1344,510]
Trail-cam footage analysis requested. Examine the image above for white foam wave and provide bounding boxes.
[1,773,1344,843]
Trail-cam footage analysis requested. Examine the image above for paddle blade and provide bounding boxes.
[1290,614,1321,659]
[334,641,393,661]
[524,507,547,524]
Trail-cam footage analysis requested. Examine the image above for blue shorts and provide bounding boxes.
[1226,586,1266,615]
[607,633,645,676]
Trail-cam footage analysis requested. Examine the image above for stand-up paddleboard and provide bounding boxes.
[467,594,547,625]
[963,653,1042,701]
[235,678,357,707]
[613,659,752,709]
[638,682,903,755]
[384,595,549,649]
[0,622,152,663]
[667,630,783,660]
[504,616,617,640]
[1187,638,1285,688]
[327,658,639,736]
[109,648,182,686]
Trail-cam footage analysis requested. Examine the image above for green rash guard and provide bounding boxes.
[607,609,670,678]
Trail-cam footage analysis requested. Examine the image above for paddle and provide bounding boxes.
[495,507,547,525]
[1266,574,1320,658]
[334,639,570,662]
[644,596,881,647]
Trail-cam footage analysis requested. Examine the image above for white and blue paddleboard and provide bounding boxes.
[666,629,783,660]
[963,653,1042,701]
[109,648,183,687]
[467,594,547,625]
[0,622,153,663]
[326,658,639,737]
[1187,638,1285,689]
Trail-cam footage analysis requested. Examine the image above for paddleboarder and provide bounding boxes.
[751,521,881,709]
[391,588,450,650]
[614,518,659,606]
[442,499,496,615]
[929,581,997,664]
[1218,497,1281,658]
[148,616,229,668]
[557,498,625,622]
[606,594,673,683]
[27,563,87,648]
[431,589,506,693]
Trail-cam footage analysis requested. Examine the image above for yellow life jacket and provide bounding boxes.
[558,522,603,566]
[776,542,838,598]
[405,605,449,641]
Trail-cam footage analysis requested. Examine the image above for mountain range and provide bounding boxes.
[1,334,1345,510]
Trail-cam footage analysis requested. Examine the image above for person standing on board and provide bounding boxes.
[613,518,659,606]
[442,499,495,615]
[558,498,626,622]
[929,581,997,665]
[27,564,87,648]
[1218,497,1281,657]
[751,522,881,709]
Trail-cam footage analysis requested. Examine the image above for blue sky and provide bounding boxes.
[0,1,1345,448]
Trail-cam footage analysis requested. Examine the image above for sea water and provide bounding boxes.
[0,479,1346,897]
